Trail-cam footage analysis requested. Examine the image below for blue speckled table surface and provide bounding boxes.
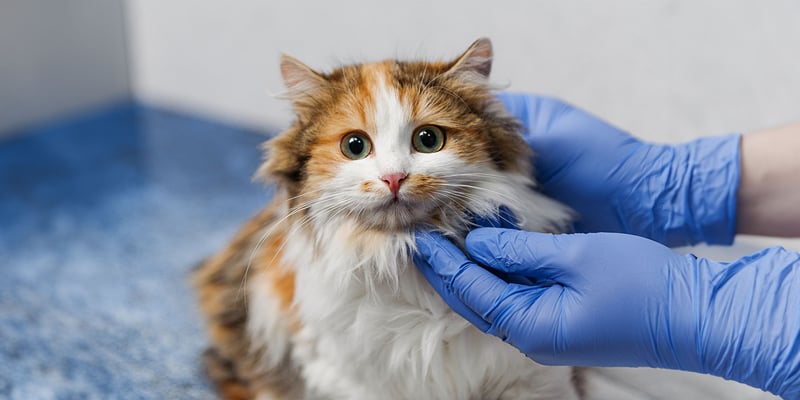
[0,103,273,400]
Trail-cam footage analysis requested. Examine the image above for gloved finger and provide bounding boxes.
[459,204,532,285]
[466,228,572,279]
[471,205,519,230]
[414,231,511,323]
[495,92,577,173]
[464,204,535,285]
[483,282,555,343]
[413,253,490,332]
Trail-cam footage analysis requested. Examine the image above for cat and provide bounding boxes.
[193,38,583,400]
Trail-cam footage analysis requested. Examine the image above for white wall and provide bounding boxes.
[0,0,130,136]
[126,0,800,141]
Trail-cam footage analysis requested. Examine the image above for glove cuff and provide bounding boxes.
[660,134,741,246]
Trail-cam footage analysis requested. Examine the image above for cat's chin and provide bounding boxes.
[357,200,432,231]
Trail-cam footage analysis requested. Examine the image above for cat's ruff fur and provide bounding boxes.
[194,38,582,399]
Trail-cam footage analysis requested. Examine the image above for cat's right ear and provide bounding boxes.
[280,55,328,113]
[444,38,493,83]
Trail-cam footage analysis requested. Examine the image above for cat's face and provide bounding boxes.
[262,39,531,232]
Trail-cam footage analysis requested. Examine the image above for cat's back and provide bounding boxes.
[193,200,304,399]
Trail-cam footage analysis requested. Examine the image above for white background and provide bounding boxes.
[126,0,799,143]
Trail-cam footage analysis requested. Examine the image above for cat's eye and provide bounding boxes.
[412,125,446,153]
[340,132,372,160]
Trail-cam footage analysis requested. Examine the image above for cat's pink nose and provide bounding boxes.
[380,172,407,197]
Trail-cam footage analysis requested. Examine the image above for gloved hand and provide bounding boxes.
[414,228,800,399]
[496,92,741,247]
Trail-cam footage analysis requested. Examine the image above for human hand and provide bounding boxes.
[497,92,741,246]
[414,228,800,398]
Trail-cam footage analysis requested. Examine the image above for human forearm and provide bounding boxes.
[737,123,800,237]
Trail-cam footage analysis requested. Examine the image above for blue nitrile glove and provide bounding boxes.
[496,92,741,247]
[414,229,800,399]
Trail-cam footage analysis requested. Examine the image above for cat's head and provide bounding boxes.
[260,38,534,233]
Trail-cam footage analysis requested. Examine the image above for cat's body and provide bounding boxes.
[194,39,583,399]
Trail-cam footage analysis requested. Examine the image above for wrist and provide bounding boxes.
[627,134,741,247]
[677,134,741,245]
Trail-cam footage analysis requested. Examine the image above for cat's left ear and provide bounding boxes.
[445,38,493,81]
[280,55,329,116]
[281,55,327,94]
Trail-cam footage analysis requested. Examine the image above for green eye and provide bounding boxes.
[340,132,372,160]
[412,125,445,153]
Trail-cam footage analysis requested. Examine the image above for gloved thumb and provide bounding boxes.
[415,230,510,325]
[465,228,574,282]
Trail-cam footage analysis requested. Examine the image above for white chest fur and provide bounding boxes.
[250,222,577,400]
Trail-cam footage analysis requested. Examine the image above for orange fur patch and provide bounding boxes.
[404,174,445,199]
[256,235,296,314]
[360,181,376,193]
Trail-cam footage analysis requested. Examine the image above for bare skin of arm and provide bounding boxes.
[737,123,800,237]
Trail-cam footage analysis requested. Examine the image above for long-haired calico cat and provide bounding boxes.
[194,38,582,399]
